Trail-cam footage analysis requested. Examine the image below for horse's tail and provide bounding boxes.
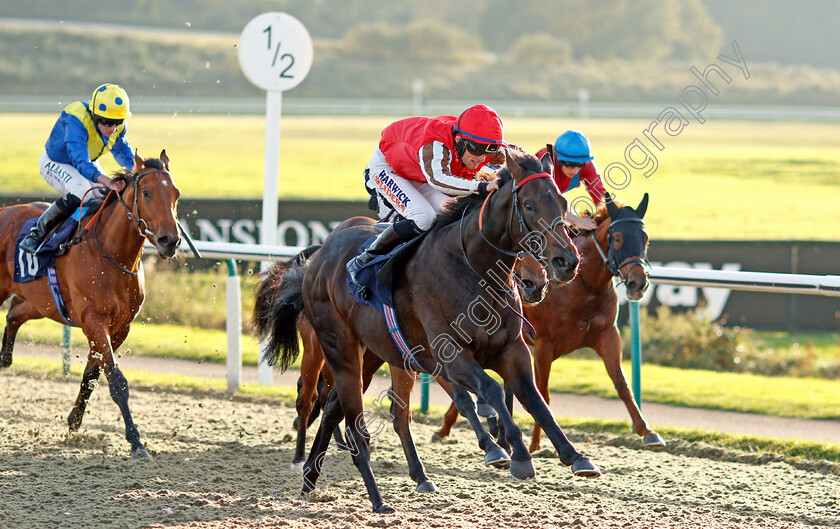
[252,245,320,371]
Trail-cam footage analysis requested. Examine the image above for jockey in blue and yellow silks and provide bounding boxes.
[20,83,137,254]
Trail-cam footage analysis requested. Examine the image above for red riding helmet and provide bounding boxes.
[453,105,505,155]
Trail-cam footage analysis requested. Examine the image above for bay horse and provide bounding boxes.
[259,149,600,514]
[434,194,665,451]
[0,151,181,458]
[257,250,547,478]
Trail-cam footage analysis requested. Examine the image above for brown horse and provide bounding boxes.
[434,194,665,450]
[264,250,547,476]
[257,149,599,514]
[0,151,181,458]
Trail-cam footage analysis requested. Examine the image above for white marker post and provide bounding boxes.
[238,12,313,386]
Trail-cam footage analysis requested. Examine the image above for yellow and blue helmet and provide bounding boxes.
[89,83,132,120]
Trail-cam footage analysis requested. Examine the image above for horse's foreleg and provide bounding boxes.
[594,327,665,447]
[102,324,148,458]
[448,359,533,480]
[68,360,101,430]
[389,366,437,492]
[497,346,600,478]
[105,364,148,458]
[529,338,554,453]
[0,297,34,368]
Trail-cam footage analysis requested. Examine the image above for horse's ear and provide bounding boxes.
[160,149,170,170]
[636,192,649,219]
[540,147,553,175]
[133,150,144,171]
[605,193,620,218]
[504,149,523,181]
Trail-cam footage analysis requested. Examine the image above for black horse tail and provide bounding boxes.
[252,245,320,371]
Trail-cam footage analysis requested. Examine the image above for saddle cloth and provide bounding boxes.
[14,205,90,283]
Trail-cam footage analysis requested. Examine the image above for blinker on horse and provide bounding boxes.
[0,151,181,458]
[257,149,600,514]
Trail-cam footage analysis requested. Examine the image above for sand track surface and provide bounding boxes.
[1,370,839,529]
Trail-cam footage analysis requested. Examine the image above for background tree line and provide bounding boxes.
[1,0,838,104]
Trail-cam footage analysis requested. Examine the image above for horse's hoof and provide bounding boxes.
[415,480,438,493]
[131,447,152,460]
[430,433,444,444]
[291,460,304,474]
[509,458,536,480]
[571,458,600,478]
[484,447,511,469]
[643,432,667,447]
[67,414,83,432]
[373,503,396,514]
[0,354,11,368]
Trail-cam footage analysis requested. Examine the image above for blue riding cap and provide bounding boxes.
[554,130,594,163]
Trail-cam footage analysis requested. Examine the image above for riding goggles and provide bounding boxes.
[561,161,585,169]
[463,139,502,156]
[95,117,124,127]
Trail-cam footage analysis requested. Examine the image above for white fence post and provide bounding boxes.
[225,260,242,393]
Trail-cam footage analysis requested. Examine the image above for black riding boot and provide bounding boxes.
[346,219,422,296]
[19,193,81,254]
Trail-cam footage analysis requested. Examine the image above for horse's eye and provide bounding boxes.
[142,189,151,199]
[524,201,534,212]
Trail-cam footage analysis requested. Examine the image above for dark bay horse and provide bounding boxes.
[257,250,547,477]
[259,149,599,513]
[434,194,665,450]
[0,151,181,458]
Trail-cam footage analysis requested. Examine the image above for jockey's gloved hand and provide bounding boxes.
[476,180,500,197]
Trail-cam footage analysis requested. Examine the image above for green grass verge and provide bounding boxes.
[547,356,840,420]
[15,320,840,420]
[8,356,840,465]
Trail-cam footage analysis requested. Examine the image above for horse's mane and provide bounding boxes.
[430,149,542,232]
[105,157,166,207]
[593,197,627,224]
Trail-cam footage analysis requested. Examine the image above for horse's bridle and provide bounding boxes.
[96,168,173,275]
[591,216,650,284]
[458,173,564,309]
[477,173,569,260]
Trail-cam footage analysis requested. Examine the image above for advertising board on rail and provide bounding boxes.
[1,195,836,331]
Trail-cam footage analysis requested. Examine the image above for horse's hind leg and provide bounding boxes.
[388,366,437,492]
[0,296,36,368]
[437,378,510,469]
[432,401,459,442]
[68,360,101,431]
[293,329,327,472]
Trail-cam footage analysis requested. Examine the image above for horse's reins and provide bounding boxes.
[591,216,650,284]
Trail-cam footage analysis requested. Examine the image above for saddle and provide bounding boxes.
[348,228,427,312]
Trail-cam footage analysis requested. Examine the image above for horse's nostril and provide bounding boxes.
[522,280,535,291]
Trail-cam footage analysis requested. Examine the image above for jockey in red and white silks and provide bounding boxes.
[347,104,508,294]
